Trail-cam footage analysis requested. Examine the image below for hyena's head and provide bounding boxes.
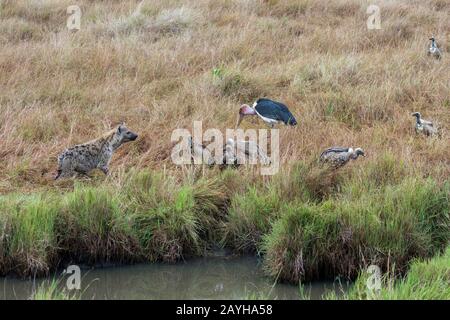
[115,123,138,145]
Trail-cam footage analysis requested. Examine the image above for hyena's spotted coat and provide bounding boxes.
[55,124,138,179]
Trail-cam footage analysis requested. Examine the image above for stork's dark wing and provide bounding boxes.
[320,147,349,159]
[255,98,297,125]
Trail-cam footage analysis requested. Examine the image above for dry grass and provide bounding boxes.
[0,0,448,194]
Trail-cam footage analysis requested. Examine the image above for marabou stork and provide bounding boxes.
[236,98,297,128]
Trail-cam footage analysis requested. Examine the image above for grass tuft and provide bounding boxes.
[57,185,138,265]
[262,178,449,283]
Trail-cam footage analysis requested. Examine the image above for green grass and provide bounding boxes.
[326,247,450,300]
[0,194,58,275]
[262,178,449,282]
[222,186,282,254]
[57,185,138,264]
[133,184,202,262]
[31,279,79,300]
[243,290,272,300]
[0,163,448,290]
[125,170,227,262]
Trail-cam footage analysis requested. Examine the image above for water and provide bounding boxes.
[0,256,348,300]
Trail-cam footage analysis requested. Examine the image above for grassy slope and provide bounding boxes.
[0,0,448,295]
[0,0,448,193]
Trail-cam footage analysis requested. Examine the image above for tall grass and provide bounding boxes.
[0,195,58,275]
[124,170,228,261]
[222,186,282,254]
[0,0,448,192]
[0,163,448,282]
[57,185,138,265]
[0,169,238,275]
[326,246,450,300]
[31,279,79,300]
[262,178,449,282]
[133,184,202,262]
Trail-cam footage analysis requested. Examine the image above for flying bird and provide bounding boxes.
[236,98,297,128]
[319,147,365,168]
[412,112,438,137]
[428,37,442,60]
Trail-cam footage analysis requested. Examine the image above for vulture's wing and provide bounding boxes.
[320,147,349,159]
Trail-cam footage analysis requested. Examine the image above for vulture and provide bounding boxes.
[428,37,442,60]
[319,147,365,168]
[221,138,271,167]
[412,112,438,137]
[187,136,214,165]
[236,98,297,128]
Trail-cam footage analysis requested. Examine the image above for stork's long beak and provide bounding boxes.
[235,114,244,129]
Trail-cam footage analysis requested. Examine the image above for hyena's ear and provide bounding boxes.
[117,121,126,132]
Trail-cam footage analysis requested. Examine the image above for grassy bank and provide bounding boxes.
[1,156,448,284]
[262,176,449,282]
[325,246,450,300]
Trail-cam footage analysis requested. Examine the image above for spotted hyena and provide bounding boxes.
[55,123,138,179]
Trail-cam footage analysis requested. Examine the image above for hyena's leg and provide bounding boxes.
[54,154,63,180]
[57,156,80,179]
[74,162,92,176]
[54,170,62,180]
[55,160,62,179]
[97,157,111,175]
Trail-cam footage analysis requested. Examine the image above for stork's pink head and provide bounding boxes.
[236,104,256,128]
[239,104,255,115]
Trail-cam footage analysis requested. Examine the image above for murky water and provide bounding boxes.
[0,256,348,300]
